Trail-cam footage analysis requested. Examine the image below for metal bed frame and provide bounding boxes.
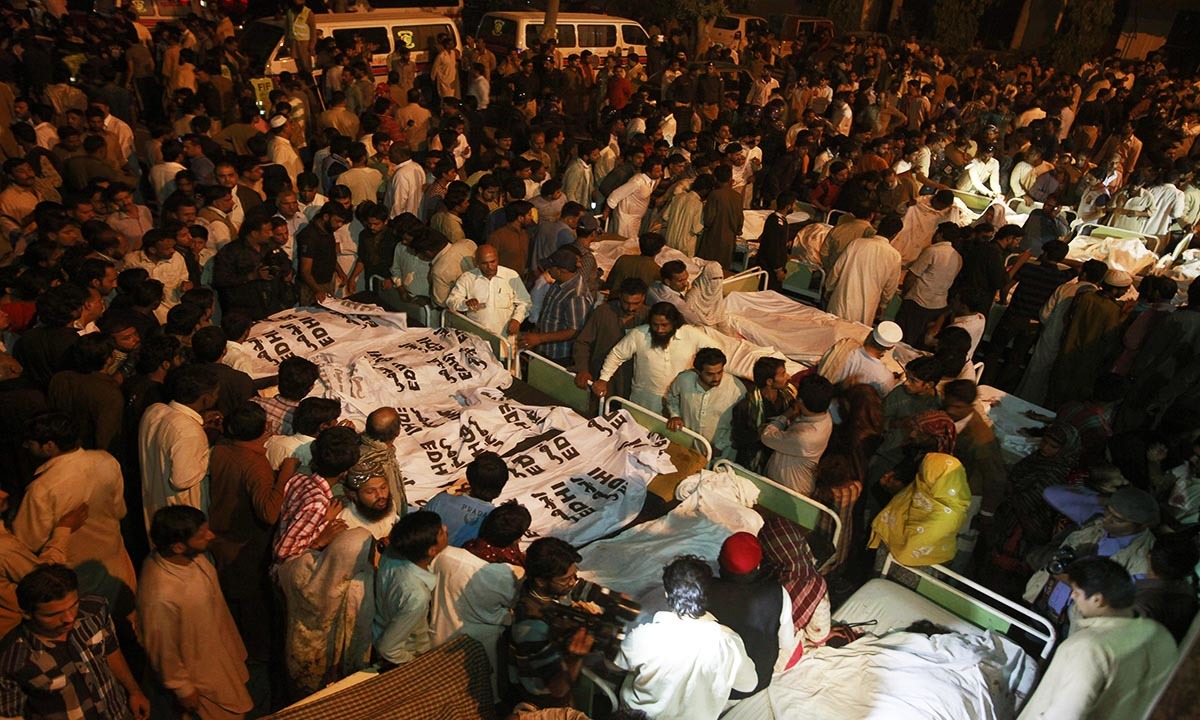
[600,395,714,468]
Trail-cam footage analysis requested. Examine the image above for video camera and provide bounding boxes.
[541,582,641,660]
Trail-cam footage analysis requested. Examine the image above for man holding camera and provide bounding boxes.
[510,538,596,708]
[212,211,294,320]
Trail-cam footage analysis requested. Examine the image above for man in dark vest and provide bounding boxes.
[707,532,794,698]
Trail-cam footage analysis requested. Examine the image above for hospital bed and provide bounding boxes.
[517,349,593,416]
[734,206,816,271]
[713,459,843,572]
[723,552,1057,720]
[601,395,714,469]
[952,189,995,214]
[1068,222,1161,273]
[722,267,769,295]
[366,275,442,328]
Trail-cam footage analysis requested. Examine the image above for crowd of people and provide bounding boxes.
[0,0,1197,718]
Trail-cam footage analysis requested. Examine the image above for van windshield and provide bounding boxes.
[239,21,285,75]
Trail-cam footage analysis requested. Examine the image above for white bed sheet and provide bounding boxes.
[577,467,762,617]
[977,386,1046,465]
[724,290,917,373]
[590,237,704,281]
[723,578,1039,720]
[1067,234,1158,275]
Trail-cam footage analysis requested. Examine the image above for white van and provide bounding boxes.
[708,14,769,52]
[476,12,649,60]
[239,10,462,79]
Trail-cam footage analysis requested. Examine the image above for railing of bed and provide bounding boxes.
[951,189,995,214]
[601,395,714,469]
[1073,221,1159,253]
[713,459,843,572]
[366,275,442,329]
[518,350,593,416]
[443,310,518,375]
[721,267,769,296]
[880,553,1058,661]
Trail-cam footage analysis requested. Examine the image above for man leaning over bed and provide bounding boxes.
[1018,558,1177,720]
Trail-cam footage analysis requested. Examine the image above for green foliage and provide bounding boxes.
[932,0,993,49]
[1051,0,1116,73]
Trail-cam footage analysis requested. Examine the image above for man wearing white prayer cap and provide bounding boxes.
[817,320,902,397]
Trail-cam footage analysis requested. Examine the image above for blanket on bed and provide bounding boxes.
[725,630,1037,720]
[578,467,763,614]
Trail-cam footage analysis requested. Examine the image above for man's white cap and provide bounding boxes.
[872,321,903,348]
[1103,269,1133,288]
[269,114,288,129]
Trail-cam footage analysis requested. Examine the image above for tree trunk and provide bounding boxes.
[695,16,716,57]
[541,0,560,42]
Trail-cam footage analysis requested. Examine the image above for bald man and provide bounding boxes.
[361,407,407,516]
[445,245,531,337]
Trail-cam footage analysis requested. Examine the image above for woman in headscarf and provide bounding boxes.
[684,259,731,333]
[869,453,971,566]
[971,198,1009,229]
[984,423,1082,593]
[276,527,377,699]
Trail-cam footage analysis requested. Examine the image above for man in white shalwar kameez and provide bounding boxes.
[1143,174,1187,248]
[15,417,138,617]
[138,507,252,720]
[594,303,707,411]
[431,41,459,100]
[825,215,903,326]
[429,545,519,691]
[891,190,962,266]
[604,161,663,237]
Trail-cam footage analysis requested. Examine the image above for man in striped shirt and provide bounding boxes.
[273,426,361,566]
[518,249,594,364]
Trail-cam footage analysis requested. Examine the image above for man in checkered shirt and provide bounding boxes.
[273,425,362,566]
[254,356,320,436]
[0,565,150,720]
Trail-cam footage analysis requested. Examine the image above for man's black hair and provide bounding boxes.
[387,510,443,564]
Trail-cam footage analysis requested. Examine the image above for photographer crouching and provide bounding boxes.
[510,538,628,709]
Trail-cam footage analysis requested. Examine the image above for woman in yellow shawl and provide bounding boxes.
[869,453,970,566]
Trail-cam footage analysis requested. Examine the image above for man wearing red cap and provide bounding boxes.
[707,532,797,697]
[615,555,756,720]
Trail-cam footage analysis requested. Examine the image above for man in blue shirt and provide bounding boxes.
[372,511,447,667]
[423,451,509,546]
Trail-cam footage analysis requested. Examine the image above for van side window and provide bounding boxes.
[576,24,616,48]
[332,27,391,57]
[621,25,648,45]
[526,24,576,49]
[713,17,739,30]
